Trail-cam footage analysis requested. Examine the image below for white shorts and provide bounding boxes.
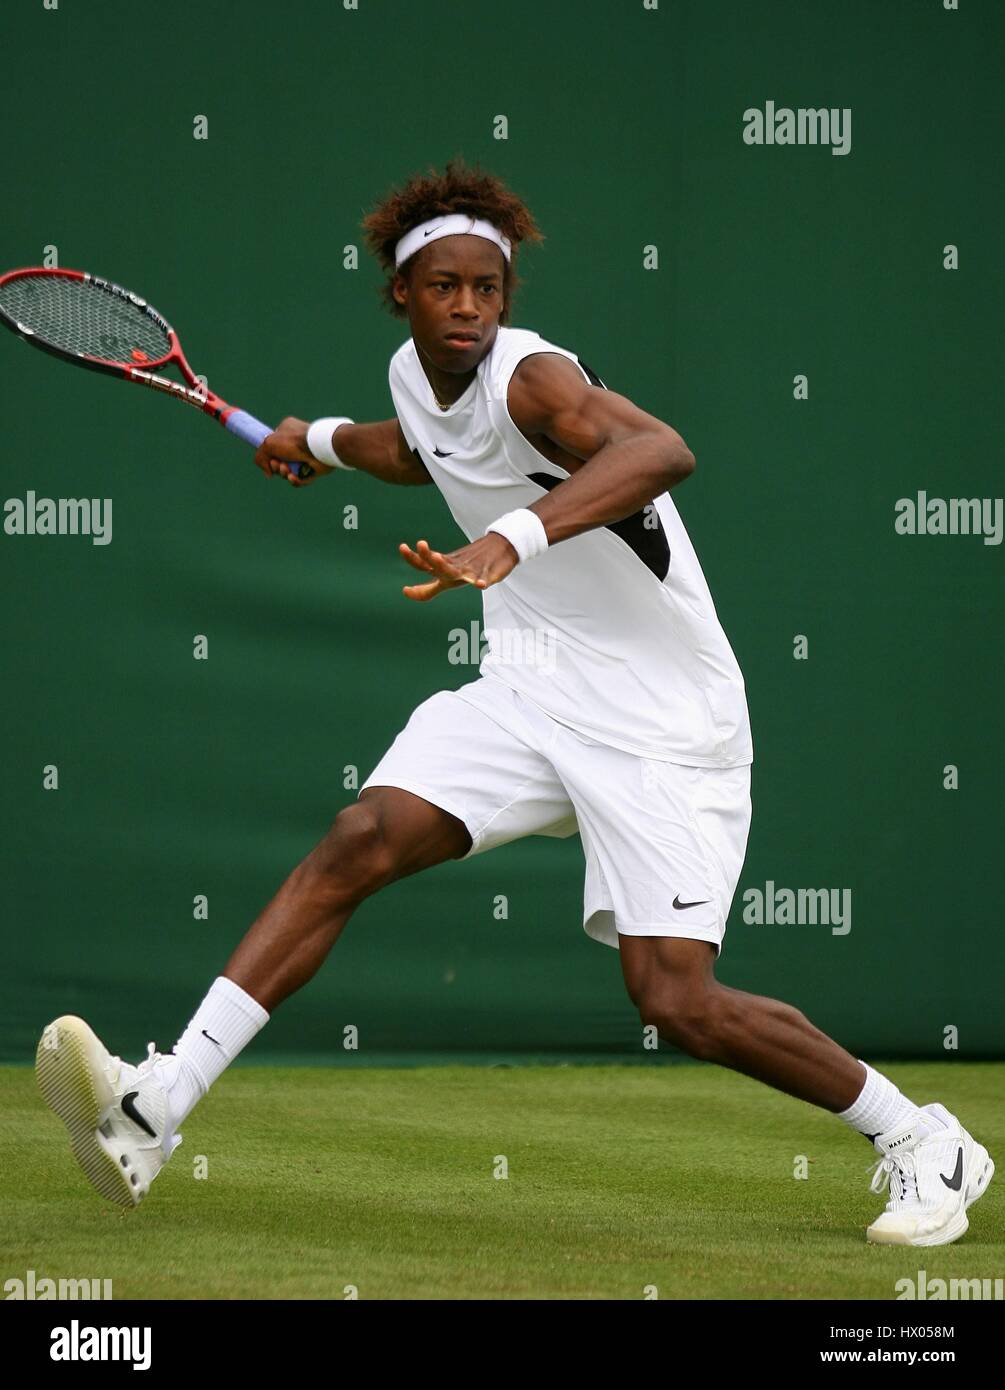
[359,676,752,956]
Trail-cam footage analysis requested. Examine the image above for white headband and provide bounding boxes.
[394,214,512,270]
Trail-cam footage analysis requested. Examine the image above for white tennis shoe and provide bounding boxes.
[866,1102,994,1246]
[36,1015,182,1208]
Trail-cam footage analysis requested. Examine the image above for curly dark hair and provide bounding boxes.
[361,156,545,324]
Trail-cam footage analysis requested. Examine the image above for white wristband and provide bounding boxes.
[484,508,549,563]
[306,416,356,470]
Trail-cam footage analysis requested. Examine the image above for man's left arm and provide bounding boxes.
[398,353,694,600]
[506,352,694,543]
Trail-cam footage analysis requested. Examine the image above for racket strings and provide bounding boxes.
[0,274,171,365]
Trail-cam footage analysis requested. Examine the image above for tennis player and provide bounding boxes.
[37,159,992,1246]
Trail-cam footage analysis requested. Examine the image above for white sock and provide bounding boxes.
[158,976,269,1130]
[838,1061,946,1145]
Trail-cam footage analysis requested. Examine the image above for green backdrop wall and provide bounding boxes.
[2,0,1002,1064]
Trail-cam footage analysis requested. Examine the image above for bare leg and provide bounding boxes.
[224,787,471,1012]
[619,935,865,1111]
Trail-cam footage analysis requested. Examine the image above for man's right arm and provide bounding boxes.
[254,417,432,487]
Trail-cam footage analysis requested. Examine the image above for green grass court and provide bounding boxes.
[2,1061,1002,1300]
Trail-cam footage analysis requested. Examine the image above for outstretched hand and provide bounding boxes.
[399,534,519,602]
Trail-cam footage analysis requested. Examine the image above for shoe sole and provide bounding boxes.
[35,1016,138,1208]
[867,1139,994,1248]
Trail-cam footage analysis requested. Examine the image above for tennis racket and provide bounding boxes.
[0,267,313,478]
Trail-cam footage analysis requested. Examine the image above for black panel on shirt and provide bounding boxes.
[576,358,607,389]
[527,473,671,583]
[525,352,671,584]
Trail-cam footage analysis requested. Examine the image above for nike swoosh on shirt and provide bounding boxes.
[432,447,454,457]
[672,895,710,910]
[121,1091,157,1139]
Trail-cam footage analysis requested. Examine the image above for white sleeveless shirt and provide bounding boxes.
[389,325,753,768]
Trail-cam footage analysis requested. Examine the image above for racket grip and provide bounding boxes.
[223,408,314,480]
